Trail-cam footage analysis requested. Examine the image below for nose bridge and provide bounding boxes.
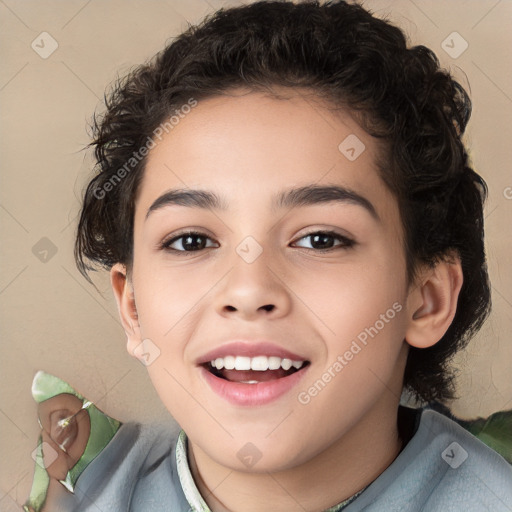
[214,236,291,318]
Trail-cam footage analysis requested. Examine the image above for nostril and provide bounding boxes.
[223,304,275,313]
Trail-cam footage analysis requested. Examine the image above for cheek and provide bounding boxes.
[293,256,406,341]
[133,256,213,339]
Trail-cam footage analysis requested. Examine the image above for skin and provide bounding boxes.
[111,88,463,512]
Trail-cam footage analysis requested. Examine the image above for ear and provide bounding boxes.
[404,254,463,349]
[110,263,143,358]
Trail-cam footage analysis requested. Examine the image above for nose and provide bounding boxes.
[213,250,292,321]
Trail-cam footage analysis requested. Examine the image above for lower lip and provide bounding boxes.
[200,365,309,406]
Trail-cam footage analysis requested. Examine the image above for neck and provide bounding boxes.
[188,399,404,512]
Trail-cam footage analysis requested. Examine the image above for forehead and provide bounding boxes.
[136,88,395,221]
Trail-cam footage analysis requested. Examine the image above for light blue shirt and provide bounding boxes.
[43,408,512,511]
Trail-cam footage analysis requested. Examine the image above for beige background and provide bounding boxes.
[1,0,511,509]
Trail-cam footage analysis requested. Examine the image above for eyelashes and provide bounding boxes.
[160,231,218,253]
[159,230,355,255]
[292,230,355,251]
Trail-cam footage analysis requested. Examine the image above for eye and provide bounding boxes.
[161,231,219,253]
[292,230,355,251]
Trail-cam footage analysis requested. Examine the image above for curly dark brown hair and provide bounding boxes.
[75,0,491,404]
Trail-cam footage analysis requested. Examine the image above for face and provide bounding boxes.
[123,89,412,472]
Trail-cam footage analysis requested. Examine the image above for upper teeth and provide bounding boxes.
[210,356,305,371]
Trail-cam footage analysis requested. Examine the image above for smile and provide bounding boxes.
[200,355,310,406]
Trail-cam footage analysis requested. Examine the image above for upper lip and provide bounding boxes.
[196,341,309,365]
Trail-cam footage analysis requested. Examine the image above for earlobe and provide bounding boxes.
[110,263,142,358]
[405,255,463,349]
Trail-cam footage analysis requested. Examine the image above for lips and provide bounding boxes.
[200,365,309,405]
[197,341,311,405]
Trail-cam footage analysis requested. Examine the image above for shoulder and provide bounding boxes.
[74,421,189,511]
[81,420,177,475]
[417,409,512,510]
[346,408,512,512]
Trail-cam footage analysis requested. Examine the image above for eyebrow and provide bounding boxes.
[145,184,379,221]
[274,184,378,220]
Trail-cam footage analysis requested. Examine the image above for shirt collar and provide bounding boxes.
[176,429,211,511]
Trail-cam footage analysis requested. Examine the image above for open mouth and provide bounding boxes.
[203,356,311,384]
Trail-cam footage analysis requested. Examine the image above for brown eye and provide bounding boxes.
[308,233,336,249]
[293,231,354,251]
[161,231,219,253]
